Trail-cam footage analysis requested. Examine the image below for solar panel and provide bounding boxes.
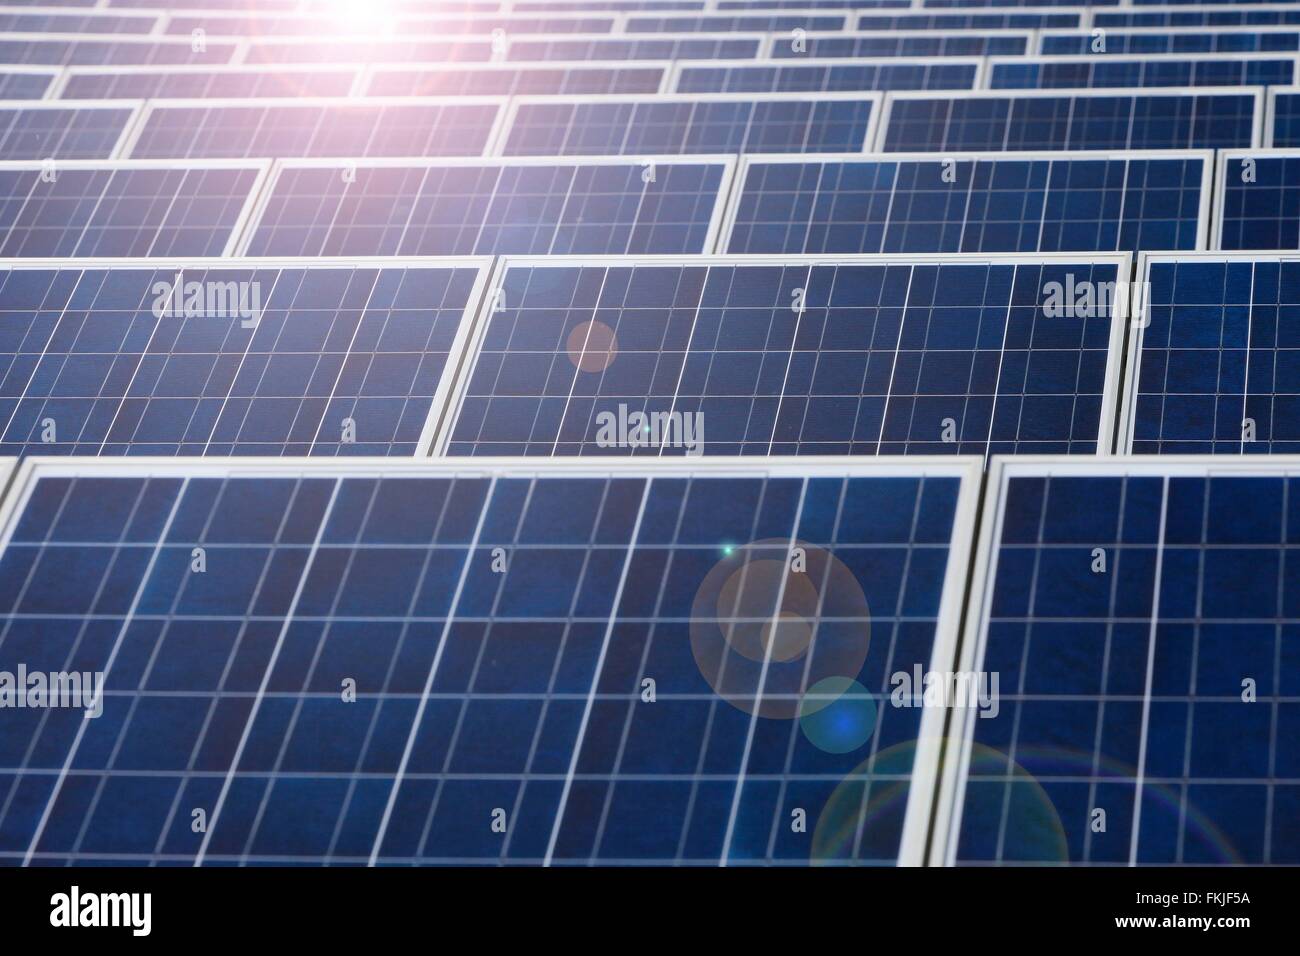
[988,53,1298,88]
[363,62,668,96]
[879,89,1263,152]
[56,65,362,100]
[0,455,980,865]
[0,258,491,456]
[672,57,982,94]
[723,152,1210,255]
[766,29,1033,58]
[1121,253,1300,454]
[243,37,495,65]
[1096,5,1300,28]
[0,160,267,257]
[0,67,57,100]
[0,101,140,161]
[1267,86,1300,144]
[124,97,506,160]
[854,10,1083,29]
[0,33,241,66]
[0,9,160,34]
[439,254,1130,458]
[935,457,1300,865]
[1214,148,1300,249]
[503,32,766,61]
[1039,26,1300,55]
[240,157,733,257]
[163,11,621,36]
[624,12,849,31]
[499,93,881,156]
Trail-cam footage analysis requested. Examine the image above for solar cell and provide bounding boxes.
[879,89,1263,152]
[56,65,362,100]
[936,457,1300,865]
[0,101,140,161]
[0,160,268,257]
[0,67,57,100]
[123,97,506,160]
[987,53,1298,89]
[766,29,1033,58]
[1213,148,1300,249]
[0,33,241,67]
[672,57,982,94]
[0,455,980,865]
[0,258,491,456]
[499,92,881,156]
[363,62,668,97]
[722,152,1210,255]
[1039,26,1300,55]
[1121,253,1300,454]
[240,156,733,257]
[439,254,1130,458]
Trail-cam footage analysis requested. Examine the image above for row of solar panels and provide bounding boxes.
[18,52,1300,99]
[19,87,1300,165]
[12,150,1300,259]
[0,453,1291,865]
[0,252,1294,459]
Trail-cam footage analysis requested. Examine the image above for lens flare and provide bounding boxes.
[798,677,877,754]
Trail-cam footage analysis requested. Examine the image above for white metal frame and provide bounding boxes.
[360,59,677,97]
[0,158,271,257]
[875,86,1267,153]
[0,451,984,869]
[494,90,885,157]
[50,62,366,100]
[0,255,495,459]
[115,94,511,160]
[930,453,1300,867]
[984,51,1300,90]
[433,252,1132,461]
[718,149,1213,255]
[667,54,986,93]
[231,153,739,257]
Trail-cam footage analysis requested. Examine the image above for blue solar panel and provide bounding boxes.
[241,158,732,256]
[1039,27,1300,55]
[441,256,1129,457]
[880,91,1262,152]
[365,63,667,96]
[673,58,981,94]
[855,11,1081,29]
[58,66,361,100]
[625,13,848,31]
[244,38,495,65]
[1215,150,1300,249]
[0,35,241,66]
[1097,9,1300,28]
[989,54,1298,88]
[725,153,1208,255]
[504,34,765,61]
[0,11,159,34]
[938,459,1300,865]
[768,30,1032,58]
[1123,254,1300,453]
[0,103,138,160]
[0,260,490,456]
[126,98,505,160]
[0,161,266,257]
[164,11,620,36]
[0,68,56,99]
[0,457,979,865]
[1267,87,1300,144]
[500,94,880,156]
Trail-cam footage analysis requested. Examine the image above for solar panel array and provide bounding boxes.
[0,0,1295,870]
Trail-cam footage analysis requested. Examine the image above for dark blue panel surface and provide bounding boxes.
[990,57,1295,89]
[1218,154,1300,249]
[245,161,726,256]
[1129,258,1300,453]
[1041,29,1300,55]
[128,101,502,159]
[0,263,485,456]
[446,259,1122,457]
[856,12,1080,29]
[502,96,876,155]
[625,13,846,31]
[506,36,762,61]
[881,93,1258,152]
[769,32,1030,58]
[0,165,260,257]
[0,461,969,865]
[728,156,1205,254]
[1269,91,1300,146]
[954,467,1299,865]
[675,60,978,93]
